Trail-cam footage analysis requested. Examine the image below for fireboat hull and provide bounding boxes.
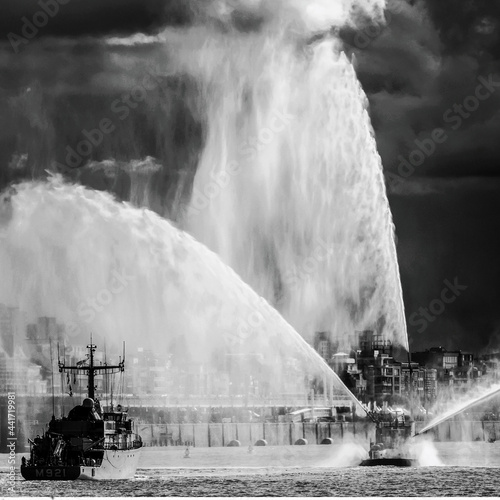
[359,457,416,467]
[21,448,141,480]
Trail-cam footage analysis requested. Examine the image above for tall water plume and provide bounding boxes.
[161,0,408,349]
[0,0,409,400]
[416,383,500,436]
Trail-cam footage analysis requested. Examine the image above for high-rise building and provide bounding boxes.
[129,348,171,396]
[313,331,332,361]
[0,350,47,394]
[0,304,25,357]
[24,316,67,394]
[26,316,65,343]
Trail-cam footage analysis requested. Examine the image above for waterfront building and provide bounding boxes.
[412,347,480,395]
[322,331,439,407]
[479,353,500,383]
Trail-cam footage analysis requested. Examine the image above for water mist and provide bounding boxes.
[0,0,409,403]
[0,177,353,401]
[163,0,409,349]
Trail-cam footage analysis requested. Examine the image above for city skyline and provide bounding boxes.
[3,306,500,413]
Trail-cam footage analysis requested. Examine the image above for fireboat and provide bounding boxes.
[21,342,142,480]
[360,409,416,467]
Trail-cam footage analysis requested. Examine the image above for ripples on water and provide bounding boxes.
[3,443,500,497]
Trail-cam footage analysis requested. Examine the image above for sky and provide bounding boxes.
[346,0,500,353]
[0,0,499,354]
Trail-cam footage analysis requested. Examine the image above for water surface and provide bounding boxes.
[3,442,500,496]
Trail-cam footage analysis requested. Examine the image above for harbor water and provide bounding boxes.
[2,442,500,496]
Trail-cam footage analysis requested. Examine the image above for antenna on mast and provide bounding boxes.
[57,342,64,416]
[49,338,55,419]
[104,340,108,410]
[58,338,124,411]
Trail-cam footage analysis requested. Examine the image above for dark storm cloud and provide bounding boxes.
[342,0,500,352]
[0,0,191,40]
[344,0,500,181]
[389,177,500,353]
[0,0,499,353]
[425,0,500,57]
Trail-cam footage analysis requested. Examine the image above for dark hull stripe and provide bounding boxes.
[359,458,415,467]
[21,465,81,480]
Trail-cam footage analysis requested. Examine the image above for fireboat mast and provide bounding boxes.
[58,341,125,401]
[23,340,143,481]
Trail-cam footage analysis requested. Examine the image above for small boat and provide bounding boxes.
[21,342,142,480]
[359,444,416,467]
[360,411,416,467]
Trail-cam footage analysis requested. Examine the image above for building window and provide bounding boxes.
[318,341,329,359]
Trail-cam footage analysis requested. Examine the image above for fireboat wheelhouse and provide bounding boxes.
[21,342,142,480]
[360,409,416,467]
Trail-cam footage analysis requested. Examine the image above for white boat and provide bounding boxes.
[21,342,142,480]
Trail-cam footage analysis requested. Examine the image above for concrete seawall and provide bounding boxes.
[136,422,376,447]
[1,420,498,452]
[137,420,500,447]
